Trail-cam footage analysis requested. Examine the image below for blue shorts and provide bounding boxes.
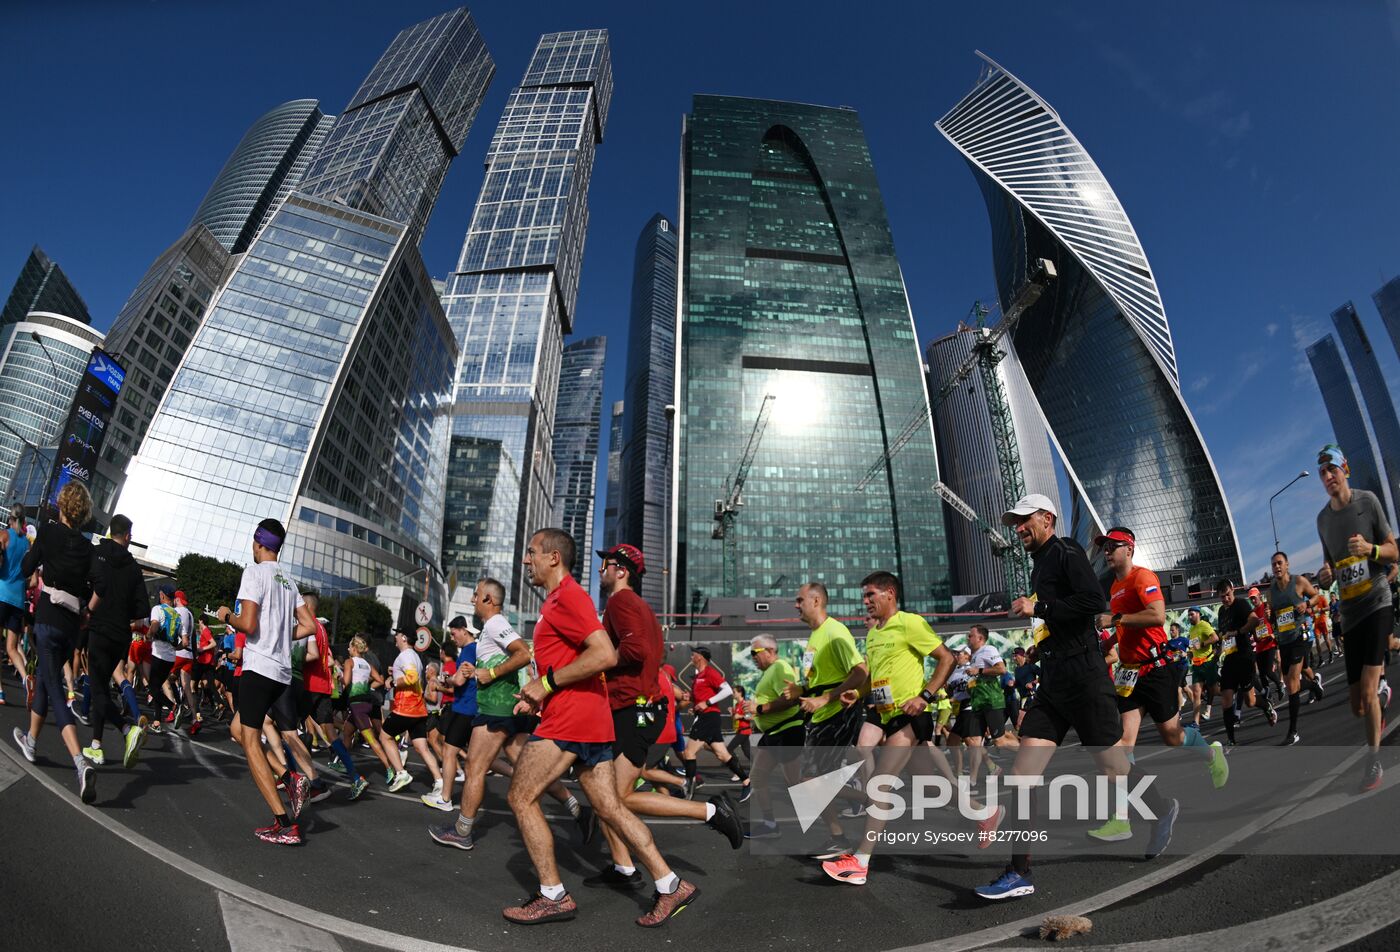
[530,734,615,767]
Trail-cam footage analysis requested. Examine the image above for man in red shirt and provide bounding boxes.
[680,645,750,800]
[585,544,742,891]
[1248,587,1285,704]
[505,528,698,928]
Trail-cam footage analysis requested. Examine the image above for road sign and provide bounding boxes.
[415,627,433,651]
[414,601,433,626]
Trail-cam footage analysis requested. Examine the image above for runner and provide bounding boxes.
[973,494,1131,901]
[501,528,698,927]
[1313,443,1395,791]
[381,629,443,796]
[943,647,974,780]
[680,646,750,800]
[742,634,805,840]
[586,543,741,889]
[170,590,198,730]
[215,518,316,845]
[423,616,476,810]
[146,585,181,731]
[295,592,362,800]
[1185,606,1220,727]
[0,507,31,707]
[726,685,753,771]
[1084,528,1224,849]
[1249,587,1285,704]
[1269,551,1326,745]
[82,514,151,769]
[1011,646,1037,732]
[11,484,97,802]
[1215,579,1276,745]
[342,636,397,786]
[1312,587,1338,666]
[959,625,1009,786]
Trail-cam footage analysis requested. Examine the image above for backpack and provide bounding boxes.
[153,604,181,646]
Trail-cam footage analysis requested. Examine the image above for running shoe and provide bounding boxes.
[809,838,854,860]
[974,866,1035,900]
[69,699,89,727]
[1313,674,1325,699]
[1361,759,1384,793]
[1265,704,1279,728]
[421,792,455,812]
[1380,682,1393,712]
[348,777,369,801]
[636,880,699,928]
[1202,706,1212,721]
[502,892,577,925]
[123,723,146,768]
[429,824,474,850]
[582,866,642,889]
[706,794,742,849]
[324,759,348,775]
[575,804,598,845]
[736,783,752,804]
[253,821,302,845]
[172,707,184,730]
[821,853,869,885]
[1279,732,1301,746]
[188,720,202,737]
[286,771,311,819]
[1144,798,1179,859]
[976,805,1006,849]
[1087,817,1133,842]
[148,720,164,736]
[388,770,413,793]
[1208,741,1229,789]
[455,768,465,783]
[839,802,867,819]
[683,776,697,800]
[12,727,34,763]
[307,782,333,804]
[81,745,105,766]
[744,819,781,840]
[78,763,96,805]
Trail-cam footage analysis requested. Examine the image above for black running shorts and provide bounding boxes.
[688,709,724,744]
[238,671,290,731]
[1018,650,1122,746]
[612,705,665,768]
[1115,663,1183,724]
[1343,607,1391,684]
[383,712,427,740]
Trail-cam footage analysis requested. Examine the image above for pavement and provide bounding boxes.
[2,655,1400,952]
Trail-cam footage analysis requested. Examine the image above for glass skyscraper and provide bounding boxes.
[1307,333,1392,519]
[115,9,493,606]
[603,399,623,551]
[938,53,1242,587]
[441,30,612,618]
[551,336,606,584]
[2,246,90,330]
[0,312,102,504]
[676,96,948,616]
[1372,276,1400,366]
[618,214,677,610]
[189,99,336,255]
[926,328,1060,604]
[1332,302,1400,524]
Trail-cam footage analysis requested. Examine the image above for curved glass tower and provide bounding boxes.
[938,53,1242,586]
[676,96,948,616]
[189,100,335,255]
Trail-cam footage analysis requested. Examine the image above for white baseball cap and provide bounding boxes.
[1001,493,1059,526]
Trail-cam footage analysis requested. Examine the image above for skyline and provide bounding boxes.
[6,2,1400,586]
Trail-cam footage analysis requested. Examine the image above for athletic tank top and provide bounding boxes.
[348,656,373,701]
[1269,577,1304,645]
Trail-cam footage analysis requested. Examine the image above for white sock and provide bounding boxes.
[614,863,636,875]
[73,754,84,771]
[853,850,871,866]
[540,883,566,901]
[654,872,679,894]
[704,802,717,821]
[565,795,581,818]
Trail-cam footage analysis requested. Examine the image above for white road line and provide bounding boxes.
[220,893,344,952]
[973,865,1400,952]
[0,742,479,952]
[0,745,22,794]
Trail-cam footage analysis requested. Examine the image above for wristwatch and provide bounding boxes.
[1111,613,1123,627]
[919,689,936,704]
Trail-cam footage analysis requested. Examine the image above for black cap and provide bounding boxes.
[448,615,470,630]
[692,645,712,660]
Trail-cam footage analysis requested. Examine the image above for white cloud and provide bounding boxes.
[1266,322,1279,338]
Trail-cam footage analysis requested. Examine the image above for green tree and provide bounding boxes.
[328,594,392,641]
[174,553,244,620]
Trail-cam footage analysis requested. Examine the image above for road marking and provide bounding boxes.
[0,746,22,794]
[220,893,343,952]
[972,864,1400,951]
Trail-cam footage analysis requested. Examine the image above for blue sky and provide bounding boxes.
[6,1,1400,584]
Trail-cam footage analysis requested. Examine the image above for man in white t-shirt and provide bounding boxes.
[216,519,315,846]
[147,585,181,731]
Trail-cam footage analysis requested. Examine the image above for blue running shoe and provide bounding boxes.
[1145,797,1180,859]
[974,867,1034,900]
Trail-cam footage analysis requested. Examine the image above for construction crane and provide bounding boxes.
[713,393,776,596]
[933,480,1015,556]
[857,258,1056,600]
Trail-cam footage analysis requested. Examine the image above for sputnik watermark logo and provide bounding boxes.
[787,762,1161,827]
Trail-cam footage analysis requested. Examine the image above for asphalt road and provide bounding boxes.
[2,655,1400,952]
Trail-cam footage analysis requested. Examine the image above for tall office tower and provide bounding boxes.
[551,336,606,584]
[925,327,1060,604]
[189,100,336,255]
[676,96,948,616]
[98,225,231,510]
[1373,276,1400,365]
[0,313,102,503]
[602,399,623,552]
[441,30,612,618]
[1307,334,1392,519]
[1332,302,1400,524]
[938,52,1242,586]
[115,9,494,610]
[1,246,90,330]
[617,213,677,610]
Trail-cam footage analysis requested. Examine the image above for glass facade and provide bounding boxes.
[551,336,606,584]
[618,214,677,609]
[1307,334,1391,519]
[189,100,335,255]
[938,54,1242,588]
[0,313,102,504]
[1332,302,1400,524]
[442,30,611,619]
[297,8,494,248]
[1372,276,1400,366]
[1,246,90,330]
[602,399,623,549]
[677,96,948,617]
[926,329,1060,603]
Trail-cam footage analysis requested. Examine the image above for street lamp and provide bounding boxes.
[1269,470,1310,553]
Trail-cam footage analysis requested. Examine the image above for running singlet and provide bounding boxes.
[968,644,1005,711]
[347,656,373,702]
[864,611,943,723]
[753,658,801,734]
[302,620,333,694]
[803,616,863,725]
[1317,488,1394,628]
[1218,598,1255,657]
[691,665,725,706]
[451,644,477,716]
[391,648,428,717]
[1108,566,1168,665]
[1268,578,1305,646]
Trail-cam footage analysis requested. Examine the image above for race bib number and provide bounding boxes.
[1275,606,1296,633]
[1112,665,1139,698]
[801,651,815,680]
[1336,556,1374,601]
[870,678,895,715]
[1221,643,1237,657]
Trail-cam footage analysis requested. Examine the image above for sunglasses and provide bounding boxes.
[750,649,768,657]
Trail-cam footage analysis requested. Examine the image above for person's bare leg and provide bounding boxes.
[506,739,575,888]
[578,760,675,881]
[238,721,286,815]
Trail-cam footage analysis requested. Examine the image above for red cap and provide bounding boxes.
[1248,587,1261,598]
[596,543,646,575]
[174,590,187,604]
[1093,528,1136,548]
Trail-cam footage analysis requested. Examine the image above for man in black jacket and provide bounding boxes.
[84,514,151,769]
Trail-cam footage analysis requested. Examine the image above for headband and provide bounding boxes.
[253,526,284,552]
